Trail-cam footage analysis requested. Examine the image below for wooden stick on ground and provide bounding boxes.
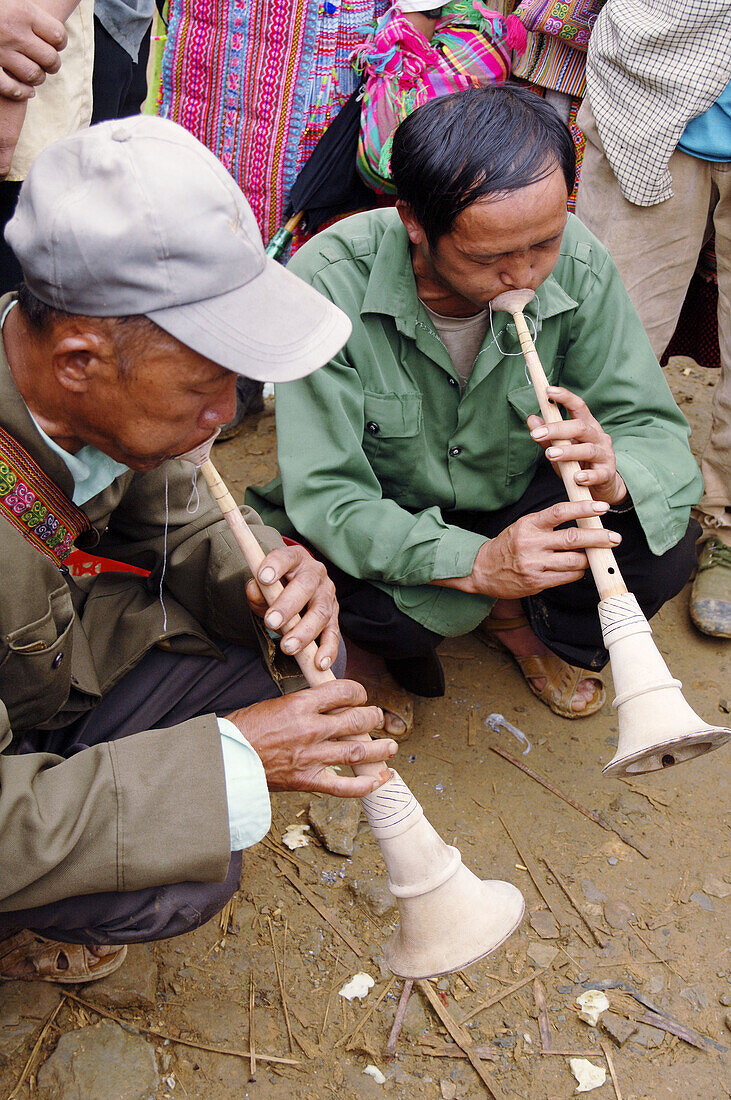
[8,996,66,1100]
[487,743,650,859]
[418,980,508,1100]
[63,993,299,1066]
[267,917,295,1054]
[525,1049,610,1057]
[533,978,552,1052]
[496,810,573,928]
[631,926,690,983]
[601,1039,623,1100]
[412,1041,498,1061]
[385,979,414,1055]
[468,707,479,747]
[541,854,609,949]
[336,977,396,1050]
[249,972,257,1081]
[460,970,546,1025]
[319,953,343,1044]
[276,860,365,957]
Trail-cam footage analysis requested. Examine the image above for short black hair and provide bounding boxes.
[390,84,575,249]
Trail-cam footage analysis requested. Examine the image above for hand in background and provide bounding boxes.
[0,0,67,101]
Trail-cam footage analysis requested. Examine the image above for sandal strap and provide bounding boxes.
[478,614,529,633]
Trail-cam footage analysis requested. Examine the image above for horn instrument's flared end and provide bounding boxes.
[602,725,731,778]
[383,872,524,979]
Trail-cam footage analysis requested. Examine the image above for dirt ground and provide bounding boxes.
[0,359,729,1100]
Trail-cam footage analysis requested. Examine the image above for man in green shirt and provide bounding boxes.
[252,86,701,734]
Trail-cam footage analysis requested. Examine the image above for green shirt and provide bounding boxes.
[250,210,702,636]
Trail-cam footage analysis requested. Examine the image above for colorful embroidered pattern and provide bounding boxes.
[514,0,604,51]
[0,426,91,565]
[159,0,387,248]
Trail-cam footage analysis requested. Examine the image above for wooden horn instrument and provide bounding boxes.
[177,435,524,978]
[491,289,730,778]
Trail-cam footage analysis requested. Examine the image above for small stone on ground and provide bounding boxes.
[0,983,60,1062]
[36,1019,158,1100]
[308,794,362,856]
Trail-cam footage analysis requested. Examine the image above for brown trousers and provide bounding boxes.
[577,98,731,548]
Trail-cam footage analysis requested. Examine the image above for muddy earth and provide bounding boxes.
[0,359,728,1100]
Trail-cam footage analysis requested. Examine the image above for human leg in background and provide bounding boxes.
[91,17,152,124]
[690,162,731,636]
[578,98,729,637]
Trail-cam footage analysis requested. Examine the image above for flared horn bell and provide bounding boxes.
[599,594,731,778]
[360,772,524,978]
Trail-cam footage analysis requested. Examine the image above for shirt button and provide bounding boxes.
[366,421,380,436]
[449,446,462,458]
[52,652,64,668]
[448,377,458,387]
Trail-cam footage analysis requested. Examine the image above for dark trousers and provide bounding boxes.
[0,182,23,294]
[1,639,348,946]
[323,461,699,689]
[91,17,151,124]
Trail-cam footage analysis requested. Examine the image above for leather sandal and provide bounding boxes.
[474,615,605,720]
[0,930,127,984]
[357,670,414,741]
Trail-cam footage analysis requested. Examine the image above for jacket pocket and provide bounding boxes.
[506,384,543,480]
[0,586,74,727]
[361,391,424,495]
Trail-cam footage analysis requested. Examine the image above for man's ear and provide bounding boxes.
[50,326,112,393]
[396,200,426,246]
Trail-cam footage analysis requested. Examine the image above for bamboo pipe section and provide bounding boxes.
[493,289,626,600]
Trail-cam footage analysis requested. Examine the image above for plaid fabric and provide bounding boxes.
[586,0,731,207]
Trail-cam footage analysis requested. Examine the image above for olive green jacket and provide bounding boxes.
[0,310,286,912]
[251,210,703,636]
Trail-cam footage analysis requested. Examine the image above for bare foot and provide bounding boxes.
[489,599,597,713]
[345,640,410,737]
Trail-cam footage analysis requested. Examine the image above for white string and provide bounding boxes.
[159,468,169,631]
[488,299,540,385]
[186,465,200,514]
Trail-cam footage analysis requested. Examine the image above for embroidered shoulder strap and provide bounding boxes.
[0,425,92,566]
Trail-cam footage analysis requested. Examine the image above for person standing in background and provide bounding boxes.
[576,0,731,640]
[0,0,91,292]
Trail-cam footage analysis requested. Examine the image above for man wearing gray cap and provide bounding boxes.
[0,115,396,983]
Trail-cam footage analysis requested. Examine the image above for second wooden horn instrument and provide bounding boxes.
[491,289,730,778]
[178,435,524,978]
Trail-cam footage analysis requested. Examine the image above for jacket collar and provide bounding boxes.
[0,293,76,501]
[359,214,579,335]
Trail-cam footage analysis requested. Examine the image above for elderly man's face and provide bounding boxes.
[74,337,239,471]
[402,165,569,313]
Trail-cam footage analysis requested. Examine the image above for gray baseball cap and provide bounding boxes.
[6,115,351,382]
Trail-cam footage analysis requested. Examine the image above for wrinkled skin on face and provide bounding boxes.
[398,164,569,317]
